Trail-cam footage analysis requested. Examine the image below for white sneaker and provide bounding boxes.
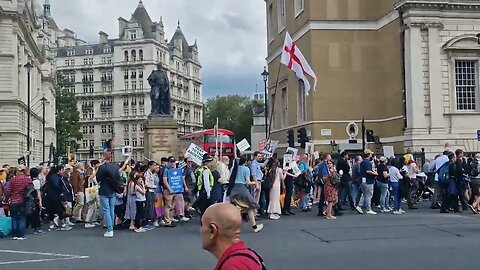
[134,228,146,233]
[160,220,166,226]
[153,221,160,227]
[104,231,114,238]
[60,225,72,231]
[65,219,75,226]
[366,210,378,215]
[253,224,264,233]
[355,206,364,214]
[53,216,60,227]
[85,223,96,229]
[171,218,179,223]
[180,217,190,222]
[392,210,403,215]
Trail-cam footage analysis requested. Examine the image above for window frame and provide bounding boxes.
[294,0,305,18]
[297,80,307,124]
[277,0,286,34]
[452,57,480,113]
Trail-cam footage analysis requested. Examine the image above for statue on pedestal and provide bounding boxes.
[148,65,171,116]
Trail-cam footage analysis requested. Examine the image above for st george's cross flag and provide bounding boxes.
[280,32,317,95]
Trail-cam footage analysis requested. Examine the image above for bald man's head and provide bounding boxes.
[200,203,242,255]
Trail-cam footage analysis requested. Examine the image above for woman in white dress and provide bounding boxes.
[267,158,286,220]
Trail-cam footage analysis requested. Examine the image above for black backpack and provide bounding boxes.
[469,160,480,177]
[217,248,267,270]
[24,184,37,216]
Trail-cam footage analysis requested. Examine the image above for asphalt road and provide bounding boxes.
[1,203,480,270]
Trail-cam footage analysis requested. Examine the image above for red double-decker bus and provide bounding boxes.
[178,129,236,159]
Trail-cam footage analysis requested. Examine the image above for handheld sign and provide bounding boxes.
[122,146,133,157]
[305,142,314,155]
[167,168,184,194]
[266,140,279,153]
[286,147,298,159]
[185,143,207,165]
[236,139,251,152]
[283,154,293,169]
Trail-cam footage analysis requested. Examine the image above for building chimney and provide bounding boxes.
[99,31,109,44]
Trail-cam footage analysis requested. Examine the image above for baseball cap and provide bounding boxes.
[364,149,374,155]
[168,156,176,163]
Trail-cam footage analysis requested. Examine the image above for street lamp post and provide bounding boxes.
[261,67,269,139]
[40,96,48,163]
[24,62,33,167]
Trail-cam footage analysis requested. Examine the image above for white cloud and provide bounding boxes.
[47,0,267,97]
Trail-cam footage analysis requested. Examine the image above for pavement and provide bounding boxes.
[1,203,480,270]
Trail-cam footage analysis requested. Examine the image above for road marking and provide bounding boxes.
[0,249,89,265]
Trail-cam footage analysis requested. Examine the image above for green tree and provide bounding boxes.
[203,95,253,142]
[55,75,82,155]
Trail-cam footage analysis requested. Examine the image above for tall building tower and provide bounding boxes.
[55,1,203,161]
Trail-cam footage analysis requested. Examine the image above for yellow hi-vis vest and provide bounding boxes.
[197,167,214,191]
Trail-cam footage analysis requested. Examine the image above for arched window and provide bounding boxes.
[131,50,137,62]
[139,49,144,61]
[124,51,129,62]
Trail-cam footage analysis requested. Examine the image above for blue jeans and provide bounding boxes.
[390,182,401,211]
[378,182,390,209]
[359,183,374,211]
[11,203,27,238]
[100,195,116,232]
[349,182,359,207]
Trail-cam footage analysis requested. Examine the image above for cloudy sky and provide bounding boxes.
[45,0,267,99]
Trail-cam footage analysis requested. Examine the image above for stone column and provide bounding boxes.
[404,23,428,135]
[427,24,445,133]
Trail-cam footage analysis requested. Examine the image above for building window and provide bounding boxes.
[139,80,144,90]
[131,50,137,62]
[124,138,130,146]
[85,48,93,55]
[140,124,144,131]
[132,107,137,115]
[82,140,88,149]
[455,60,478,111]
[107,125,113,133]
[139,71,143,79]
[103,46,111,53]
[277,0,286,32]
[297,80,306,123]
[124,124,129,132]
[101,57,106,64]
[129,30,136,40]
[132,81,137,90]
[140,137,144,146]
[281,87,288,128]
[89,112,94,120]
[132,124,137,132]
[124,50,129,62]
[107,57,112,64]
[131,71,137,79]
[82,126,88,134]
[294,0,304,17]
[132,138,138,147]
[139,49,144,61]
[67,49,75,56]
[124,81,129,90]
[267,4,274,42]
[89,140,94,147]
[101,125,107,134]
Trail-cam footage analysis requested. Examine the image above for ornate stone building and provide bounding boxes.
[55,1,203,161]
[265,0,480,158]
[0,0,58,165]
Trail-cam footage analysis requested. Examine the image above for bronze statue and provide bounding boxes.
[148,65,171,116]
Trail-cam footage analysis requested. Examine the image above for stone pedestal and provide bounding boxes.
[144,115,178,162]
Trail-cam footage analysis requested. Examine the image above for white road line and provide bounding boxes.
[0,250,89,265]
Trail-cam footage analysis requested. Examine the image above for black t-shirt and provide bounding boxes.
[377,163,389,184]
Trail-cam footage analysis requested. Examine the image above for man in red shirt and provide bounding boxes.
[6,165,33,240]
[201,203,265,270]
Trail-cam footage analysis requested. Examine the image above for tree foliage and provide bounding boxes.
[203,95,253,142]
[55,75,82,155]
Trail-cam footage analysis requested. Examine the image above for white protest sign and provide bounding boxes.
[383,146,395,158]
[283,154,293,169]
[313,151,320,160]
[305,142,314,155]
[236,139,251,152]
[122,146,133,157]
[185,143,207,165]
[265,140,279,153]
[290,161,301,177]
[286,147,298,159]
[262,151,273,159]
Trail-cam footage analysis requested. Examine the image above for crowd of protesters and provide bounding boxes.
[2,142,480,240]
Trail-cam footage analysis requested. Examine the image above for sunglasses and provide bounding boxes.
[187,161,193,163]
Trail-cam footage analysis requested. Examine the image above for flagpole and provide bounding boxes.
[267,60,282,141]
[215,117,219,158]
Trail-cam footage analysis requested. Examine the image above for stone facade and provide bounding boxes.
[265,0,480,158]
[54,1,203,161]
[0,0,57,165]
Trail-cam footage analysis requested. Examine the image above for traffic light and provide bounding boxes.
[287,129,294,148]
[297,127,309,149]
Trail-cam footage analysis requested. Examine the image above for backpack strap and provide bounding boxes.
[218,249,266,270]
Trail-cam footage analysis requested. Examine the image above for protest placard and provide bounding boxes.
[236,139,251,152]
[283,154,293,169]
[167,168,184,194]
[122,146,133,157]
[286,147,298,159]
[305,142,314,155]
[185,143,207,165]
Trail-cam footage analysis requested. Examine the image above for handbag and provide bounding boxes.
[330,172,341,185]
[63,202,73,217]
[85,182,98,203]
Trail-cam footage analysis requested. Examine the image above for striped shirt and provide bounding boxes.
[6,174,32,204]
